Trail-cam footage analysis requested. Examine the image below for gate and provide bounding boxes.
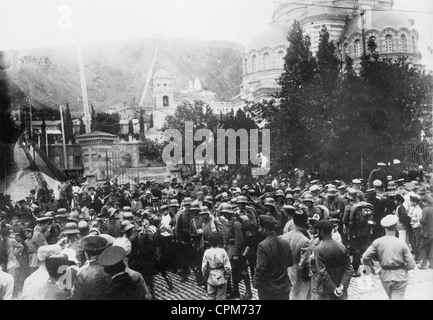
[398,138,432,169]
[105,150,140,185]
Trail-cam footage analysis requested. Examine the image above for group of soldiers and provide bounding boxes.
[0,162,432,300]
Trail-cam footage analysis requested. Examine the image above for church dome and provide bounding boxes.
[245,27,290,53]
[343,11,416,38]
[153,69,172,79]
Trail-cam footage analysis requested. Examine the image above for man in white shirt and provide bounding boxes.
[0,264,14,300]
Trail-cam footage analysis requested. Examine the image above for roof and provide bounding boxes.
[153,69,172,79]
[245,27,290,53]
[75,131,118,139]
[343,11,415,39]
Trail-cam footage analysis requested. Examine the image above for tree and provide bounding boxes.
[149,112,154,128]
[0,54,20,179]
[220,108,258,172]
[128,119,134,135]
[93,112,121,135]
[64,102,74,143]
[41,115,47,147]
[163,100,220,162]
[91,104,96,131]
[138,137,166,163]
[139,110,145,134]
[79,118,86,135]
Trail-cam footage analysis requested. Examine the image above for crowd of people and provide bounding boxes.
[0,162,432,300]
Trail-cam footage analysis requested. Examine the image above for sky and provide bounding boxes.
[0,0,432,68]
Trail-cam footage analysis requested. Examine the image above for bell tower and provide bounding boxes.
[151,69,176,130]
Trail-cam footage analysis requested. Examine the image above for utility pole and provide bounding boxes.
[76,43,92,133]
[59,105,68,170]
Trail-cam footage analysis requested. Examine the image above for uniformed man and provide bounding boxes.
[362,214,416,300]
[352,179,366,202]
[368,162,388,190]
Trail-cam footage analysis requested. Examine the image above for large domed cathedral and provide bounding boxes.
[241,0,422,101]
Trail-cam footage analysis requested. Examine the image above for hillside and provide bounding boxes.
[2,38,244,113]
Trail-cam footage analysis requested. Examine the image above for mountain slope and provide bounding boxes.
[4,38,244,113]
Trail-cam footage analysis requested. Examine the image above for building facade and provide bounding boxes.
[241,0,422,101]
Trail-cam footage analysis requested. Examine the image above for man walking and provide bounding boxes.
[362,215,416,300]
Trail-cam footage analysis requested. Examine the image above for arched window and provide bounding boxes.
[401,34,406,52]
[278,51,284,68]
[263,53,270,69]
[163,95,169,107]
[354,39,362,57]
[244,58,248,73]
[385,35,393,52]
[252,55,257,72]
[412,36,417,53]
[344,43,349,55]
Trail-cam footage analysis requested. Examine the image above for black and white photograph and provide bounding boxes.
[0,0,432,304]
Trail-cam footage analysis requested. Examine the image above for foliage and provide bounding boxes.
[139,110,145,134]
[246,20,432,180]
[92,112,121,135]
[79,118,86,135]
[64,103,74,143]
[138,137,166,162]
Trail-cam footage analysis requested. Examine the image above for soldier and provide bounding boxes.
[347,202,375,277]
[264,198,284,235]
[351,179,367,202]
[368,162,388,190]
[189,202,205,286]
[362,215,416,300]
[225,203,253,300]
[175,197,194,283]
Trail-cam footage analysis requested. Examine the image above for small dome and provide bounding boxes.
[245,27,290,53]
[343,11,415,38]
[153,69,172,79]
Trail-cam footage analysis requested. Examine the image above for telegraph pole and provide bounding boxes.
[59,105,68,170]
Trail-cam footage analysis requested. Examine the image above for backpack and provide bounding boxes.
[238,214,260,248]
